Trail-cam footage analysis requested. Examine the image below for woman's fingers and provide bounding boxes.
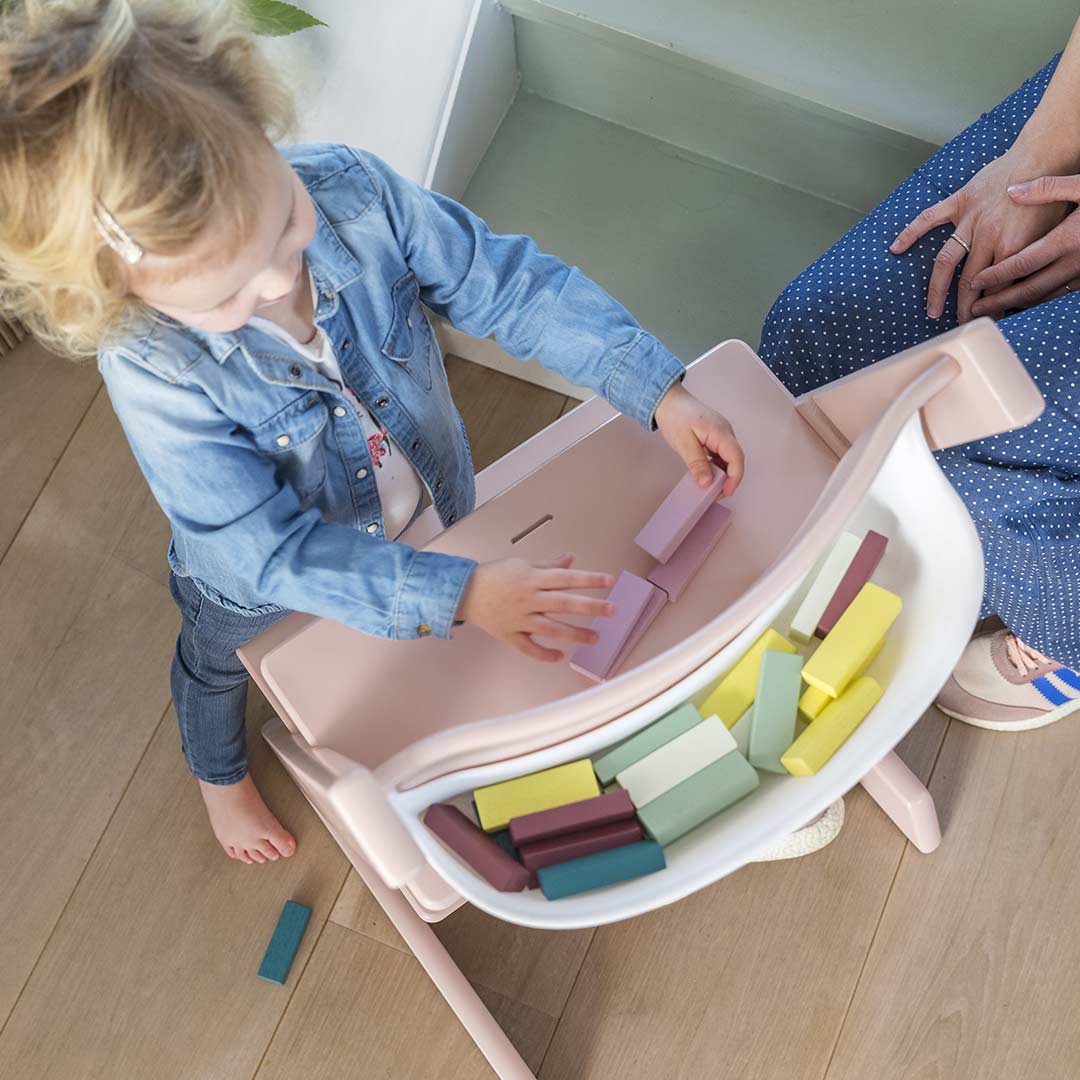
[971,257,1080,315]
[971,229,1067,293]
[956,240,994,324]
[926,231,969,318]
[890,195,958,255]
[1006,173,1080,206]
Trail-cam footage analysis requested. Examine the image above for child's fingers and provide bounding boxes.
[537,567,615,591]
[538,592,615,618]
[527,615,597,645]
[705,428,744,495]
[531,552,575,570]
[511,631,563,662]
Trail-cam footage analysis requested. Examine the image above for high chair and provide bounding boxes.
[237,318,1041,1079]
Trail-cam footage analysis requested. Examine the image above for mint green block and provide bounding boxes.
[593,702,702,785]
[638,751,759,846]
[748,650,804,773]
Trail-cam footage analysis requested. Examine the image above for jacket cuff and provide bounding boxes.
[604,331,686,430]
[393,550,477,640]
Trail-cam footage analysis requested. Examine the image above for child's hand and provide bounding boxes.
[654,382,744,497]
[457,554,615,662]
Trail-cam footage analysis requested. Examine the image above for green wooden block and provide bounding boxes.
[638,752,759,846]
[593,702,702,785]
[537,840,666,899]
[492,829,519,858]
[258,900,311,986]
[748,650,804,773]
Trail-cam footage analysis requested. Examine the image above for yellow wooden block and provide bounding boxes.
[473,759,600,832]
[798,684,831,721]
[782,677,884,775]
[801,583,900,698]
[700,628,797,728]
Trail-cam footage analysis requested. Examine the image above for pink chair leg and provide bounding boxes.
[351,856,536,1080]
[860,751,941,853]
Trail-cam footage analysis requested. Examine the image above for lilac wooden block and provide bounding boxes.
[509,788,636,846]
[518,818,644,871]
[816,530,889,637]
[608,583,667,677]
[648,502,733,602]
[424,803,531,892]
[570,572,658,682]
[634,466,726,562]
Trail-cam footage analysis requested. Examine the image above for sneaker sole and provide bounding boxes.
[939,696,1080,732]
[751,798,845,862]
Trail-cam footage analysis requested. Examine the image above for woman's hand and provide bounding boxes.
[889,143,1070,322]
[457,554,615,662]
[967,174,1080,315]
[654,382,744,496]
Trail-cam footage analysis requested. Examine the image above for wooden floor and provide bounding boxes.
[2,338,1079,1080]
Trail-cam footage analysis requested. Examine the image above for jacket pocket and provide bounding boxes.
[381,271,434,392]
[247,392,329,502]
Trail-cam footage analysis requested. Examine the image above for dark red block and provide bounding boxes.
[425,803,530,892]
[518,818,643,871]
[508,789,635,847]
[816,530,889,637]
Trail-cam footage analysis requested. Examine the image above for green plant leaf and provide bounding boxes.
[245,0,326,36]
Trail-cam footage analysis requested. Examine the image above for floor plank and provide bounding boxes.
[0,693,350,1080]
[0,340,100,560]
[538,710,948,1080]
[824,718,1080,1080]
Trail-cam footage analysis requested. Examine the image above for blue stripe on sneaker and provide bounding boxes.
[1033,676,1069,706]
[1054,668,1080,692]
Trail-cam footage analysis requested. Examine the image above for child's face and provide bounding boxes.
[129,143,318,333]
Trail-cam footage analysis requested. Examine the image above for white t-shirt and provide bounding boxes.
[248,274,424,540]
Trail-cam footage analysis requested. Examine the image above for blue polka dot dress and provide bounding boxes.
[760,56,1080,667]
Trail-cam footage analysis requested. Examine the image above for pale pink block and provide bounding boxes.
[860,751,941,853]
[634,466,727,562]
[608,584,667,677]
[648,503,733,602]
[570,572,658,682]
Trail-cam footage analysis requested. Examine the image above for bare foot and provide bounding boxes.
[198,773,297,864]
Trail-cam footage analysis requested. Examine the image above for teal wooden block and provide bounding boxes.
[748,650,804,773]
[258,900,311,986]
[593,702,702,785]
[492,829,519,858]
[638,752,759,846]
[537,840,666,899]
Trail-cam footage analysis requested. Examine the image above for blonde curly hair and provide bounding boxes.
[0,0,295,358]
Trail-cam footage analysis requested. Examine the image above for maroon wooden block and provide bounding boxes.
[424,803,531,892]
[518,818,644,871]
[816,530,889,637]
[508,789,636,847]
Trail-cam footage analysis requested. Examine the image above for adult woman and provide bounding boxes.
[760,22,1080,729]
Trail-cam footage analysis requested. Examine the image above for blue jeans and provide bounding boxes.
[169,571,290,784]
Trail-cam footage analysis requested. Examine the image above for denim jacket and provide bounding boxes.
[98,143,685,641]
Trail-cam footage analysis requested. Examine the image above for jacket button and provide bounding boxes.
[417,623,431,636]
[356,468,368,479]
[275,434,291,448]
[366,523,378,534]
[333,406,347,418]
[323,290,334,303]
[375,396,390,408]
[289,365,301,378]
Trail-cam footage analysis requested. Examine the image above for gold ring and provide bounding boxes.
[1065,282,1073,293]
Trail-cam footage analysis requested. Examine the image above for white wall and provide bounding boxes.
[258,0,479,184]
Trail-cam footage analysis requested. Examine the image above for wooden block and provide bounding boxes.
[816,530,889,637]
[509,789,635,846]
[608,583,668,677]
[647,502,733,602]
[615,714,737,807]
[748,650,803,773]
[491,829,540,889]
[634,465,726,562]
[425,804,532,891]
[700,628,797,727]
[570,572,660,682]
[258,900,311,985]
[637,751,760,846]
[519,818,643,871]
[799,684,832,722]
[788,531,861,643]
[802,583,901,698]
[592,701,703,785]
[473,759,600,833]
[537,840,666,900]
[781,677,884,776]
